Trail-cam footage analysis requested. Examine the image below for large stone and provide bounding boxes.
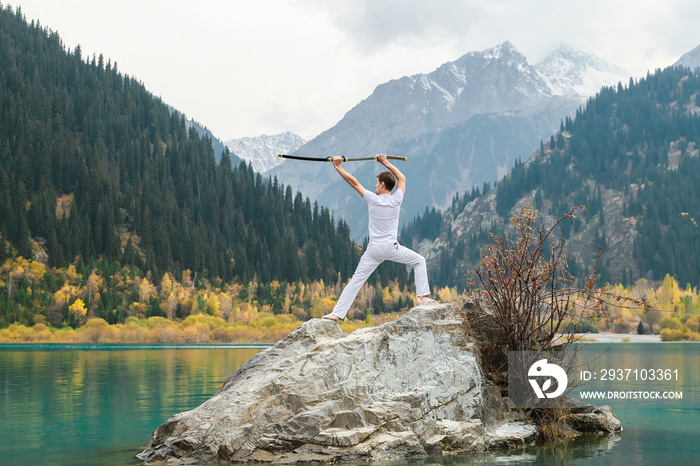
[137,304,544,463]
[568,405,622,433]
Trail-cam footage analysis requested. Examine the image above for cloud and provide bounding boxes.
[306,0,478,53]
[14,0,700,141]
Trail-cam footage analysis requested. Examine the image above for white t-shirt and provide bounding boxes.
[363,189,404,243]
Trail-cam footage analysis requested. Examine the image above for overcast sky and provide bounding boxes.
[12,0,700,142]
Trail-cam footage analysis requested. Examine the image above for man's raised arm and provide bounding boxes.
[376,154,406,193]
[333,156,366,197]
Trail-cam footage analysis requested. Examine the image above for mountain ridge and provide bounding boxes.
[224,132,305,173]
[411,66,700,289]
[270,42,629,241]
[674,44,700,70]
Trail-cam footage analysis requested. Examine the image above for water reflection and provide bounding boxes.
[0,347,261,465]
[392,434,621,466]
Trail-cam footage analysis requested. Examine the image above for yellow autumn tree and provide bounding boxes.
[158,273,179,320]
[85,270,104,315]
[138,277,156,303]
[54,283,81,308]
[657,274,682,311]
[217,292,233,320]
[69,298,88,325]
[64,264,82,286]
[1,257,46,299]
[205,292,221,316]
[160,272,174,300]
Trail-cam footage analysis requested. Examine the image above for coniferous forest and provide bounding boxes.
[0,6,419,329]
[408,66,700,290]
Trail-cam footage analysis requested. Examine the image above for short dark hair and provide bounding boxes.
[377,171,396,191]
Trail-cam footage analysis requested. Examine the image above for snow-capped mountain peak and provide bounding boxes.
[376,41,552,125]
[535,45,629,97]
[268,42,632,241]
[224,132,305,173]
[480,40,517,60]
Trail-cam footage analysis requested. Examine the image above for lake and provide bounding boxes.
[1,342,698,465]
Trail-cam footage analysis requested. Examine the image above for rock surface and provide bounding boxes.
[137,304,539,463]
[566,399,622,434]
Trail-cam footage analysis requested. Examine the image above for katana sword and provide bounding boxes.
[278,154,407,162]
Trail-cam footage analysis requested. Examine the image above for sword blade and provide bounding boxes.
[278,154,407,162]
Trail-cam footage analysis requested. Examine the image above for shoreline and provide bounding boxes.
[0,333,667,346]
[573,333,662,343]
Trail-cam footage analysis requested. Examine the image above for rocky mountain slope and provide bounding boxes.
[414,66,700,289]
[224,131,305,173]
[270,42,629,241]
[674,44,700,70]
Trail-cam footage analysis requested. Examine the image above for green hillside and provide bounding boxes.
[405,66,700,289]
[0,5,367,326]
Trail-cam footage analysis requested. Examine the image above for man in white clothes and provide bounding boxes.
[322,154,436,322]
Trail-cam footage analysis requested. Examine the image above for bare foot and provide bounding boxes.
[417,296,437,305]
[321,314,340,321]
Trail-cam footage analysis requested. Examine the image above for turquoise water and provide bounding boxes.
[0,343,698,465]
[0,344,269,465]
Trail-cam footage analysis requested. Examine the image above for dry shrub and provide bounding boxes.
[275,314,296,325]
[660,328,700,341]
[612,320,631,333]
[530,405,577,442]
[145,316,171,328]
[258,316,278,328]
[686,315,700,332]
[0,324,34,342]
[470,204,648,439]
[52,326,79,342]
[212,326,237,342]
[148,322,181,343]
[291,306,309,321]
[181,324,212,343]
[119,321,148,343]
[268,326,299,341]
[79,318,116,343]
[229,326,265,342]
[181,313,226,331]
[225,326,253,342]
[144,316,181,343]
[472,205,606,355]
[31,323,55,342]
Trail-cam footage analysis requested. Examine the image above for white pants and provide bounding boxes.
[330,241,430,319]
